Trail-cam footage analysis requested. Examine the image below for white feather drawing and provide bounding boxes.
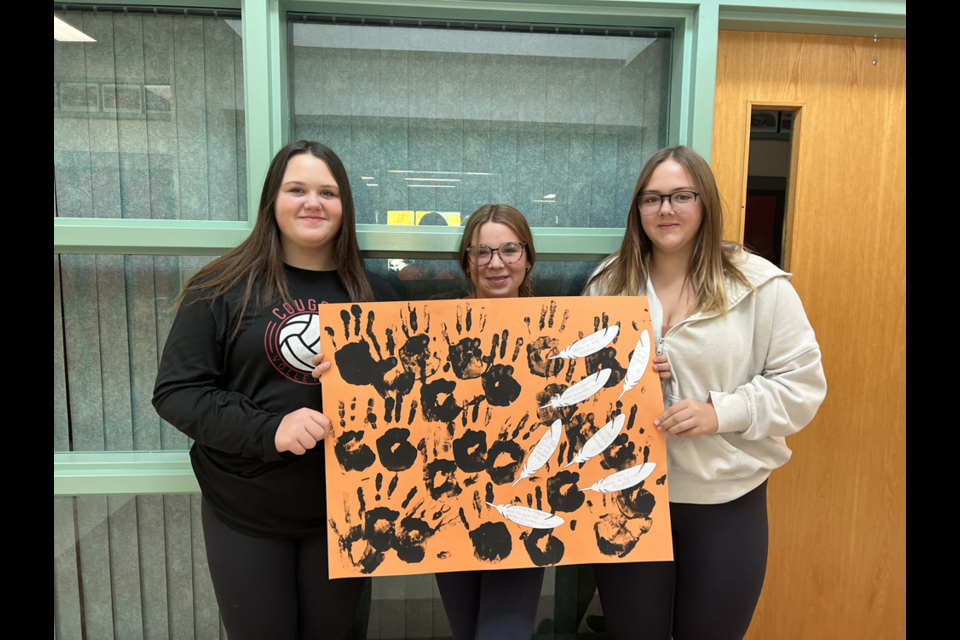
[513,420,564,486]
[618,330,652,402]
[581,462,658,494]
[487,503,565,529]
[565,414,627,468]
[540,369,614,410]
[549,326,620,360]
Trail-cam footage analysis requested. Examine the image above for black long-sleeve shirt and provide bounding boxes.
[154,266,399,538]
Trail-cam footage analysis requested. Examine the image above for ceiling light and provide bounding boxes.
[54,16,96,42]
[405,178,462,182]
[543,194,557,199]
[361,177,376,181]
[409,185,457,189]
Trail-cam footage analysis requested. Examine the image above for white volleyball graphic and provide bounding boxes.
[278,314,321,373]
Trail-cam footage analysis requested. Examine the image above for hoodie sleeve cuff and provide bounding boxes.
[710,390,753,434]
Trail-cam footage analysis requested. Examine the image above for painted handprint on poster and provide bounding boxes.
[321,297,672,578]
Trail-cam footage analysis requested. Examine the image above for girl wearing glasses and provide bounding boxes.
[429,204,544,640]
[584,147,826,640]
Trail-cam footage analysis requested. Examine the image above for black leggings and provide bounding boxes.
[436,567,545,640]
[201,499,366,640]
[594,482,769,640]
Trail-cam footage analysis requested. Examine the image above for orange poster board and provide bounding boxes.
[319,297,672,579]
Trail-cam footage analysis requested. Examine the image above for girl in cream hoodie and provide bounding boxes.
[584,147,826,640]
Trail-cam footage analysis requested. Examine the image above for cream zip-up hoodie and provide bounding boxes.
[590,251,827,505]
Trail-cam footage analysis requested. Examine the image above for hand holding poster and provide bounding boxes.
[320,297,672,578]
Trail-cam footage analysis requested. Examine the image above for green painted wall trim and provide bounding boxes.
[719,9,905,38]
[54,221,622,260]
[59,0,243,9]
[54,452,200,496]
[358,226,622,261]
[54,219,250,255]
[242,0,287,224]
[689,3,719,161]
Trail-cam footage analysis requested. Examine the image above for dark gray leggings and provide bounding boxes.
[594,482,769,640]
[436,567,546,640]
[201,499,366,640]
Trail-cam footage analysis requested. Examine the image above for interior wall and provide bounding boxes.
[712,31,906,639]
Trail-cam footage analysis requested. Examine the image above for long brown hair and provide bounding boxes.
[459,205,537,298]
[178,141,374,330]
[583,147,752,313]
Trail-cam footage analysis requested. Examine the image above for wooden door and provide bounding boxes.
[712,31,906,639]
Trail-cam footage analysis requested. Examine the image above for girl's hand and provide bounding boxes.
[311,353,332,380]
[653,355,672,382]
[655,400,718,438]
[275,408,331,455]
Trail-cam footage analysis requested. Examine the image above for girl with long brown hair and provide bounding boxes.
[585,147,826,640]
[154,141,398,639]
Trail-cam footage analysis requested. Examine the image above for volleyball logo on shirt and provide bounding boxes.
[265,299,325,385]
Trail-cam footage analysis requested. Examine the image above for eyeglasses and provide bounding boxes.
[637,191,700,215]
[466,242,528,266]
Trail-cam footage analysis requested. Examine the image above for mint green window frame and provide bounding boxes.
[54,0,905,495]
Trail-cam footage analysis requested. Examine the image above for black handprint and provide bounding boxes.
[421,379,463,423]
[470,521,513,563]
[447,336,486,380]
[585,346,627,389]
[376,428,419,473]
[334,431,377,473]
[453,429,489,473]
[546,470,586,513]
[521,530,566,567]
[594,514,652,559]
[418,438,464,501]
[485,438,526,486]
[482,364,522,407]
[442,306,492,381]
[527,337,565,379]
[329,307,398,392]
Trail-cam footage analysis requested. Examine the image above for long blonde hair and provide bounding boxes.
[459,205,537,298]
[583,147,752,313]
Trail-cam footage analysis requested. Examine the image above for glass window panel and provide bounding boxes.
[290,17,671,229]
[54,494,218,639]
[365,259,599,301]
[55,254,217,453]
[54,8,247,221]
[55,493,608,638]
